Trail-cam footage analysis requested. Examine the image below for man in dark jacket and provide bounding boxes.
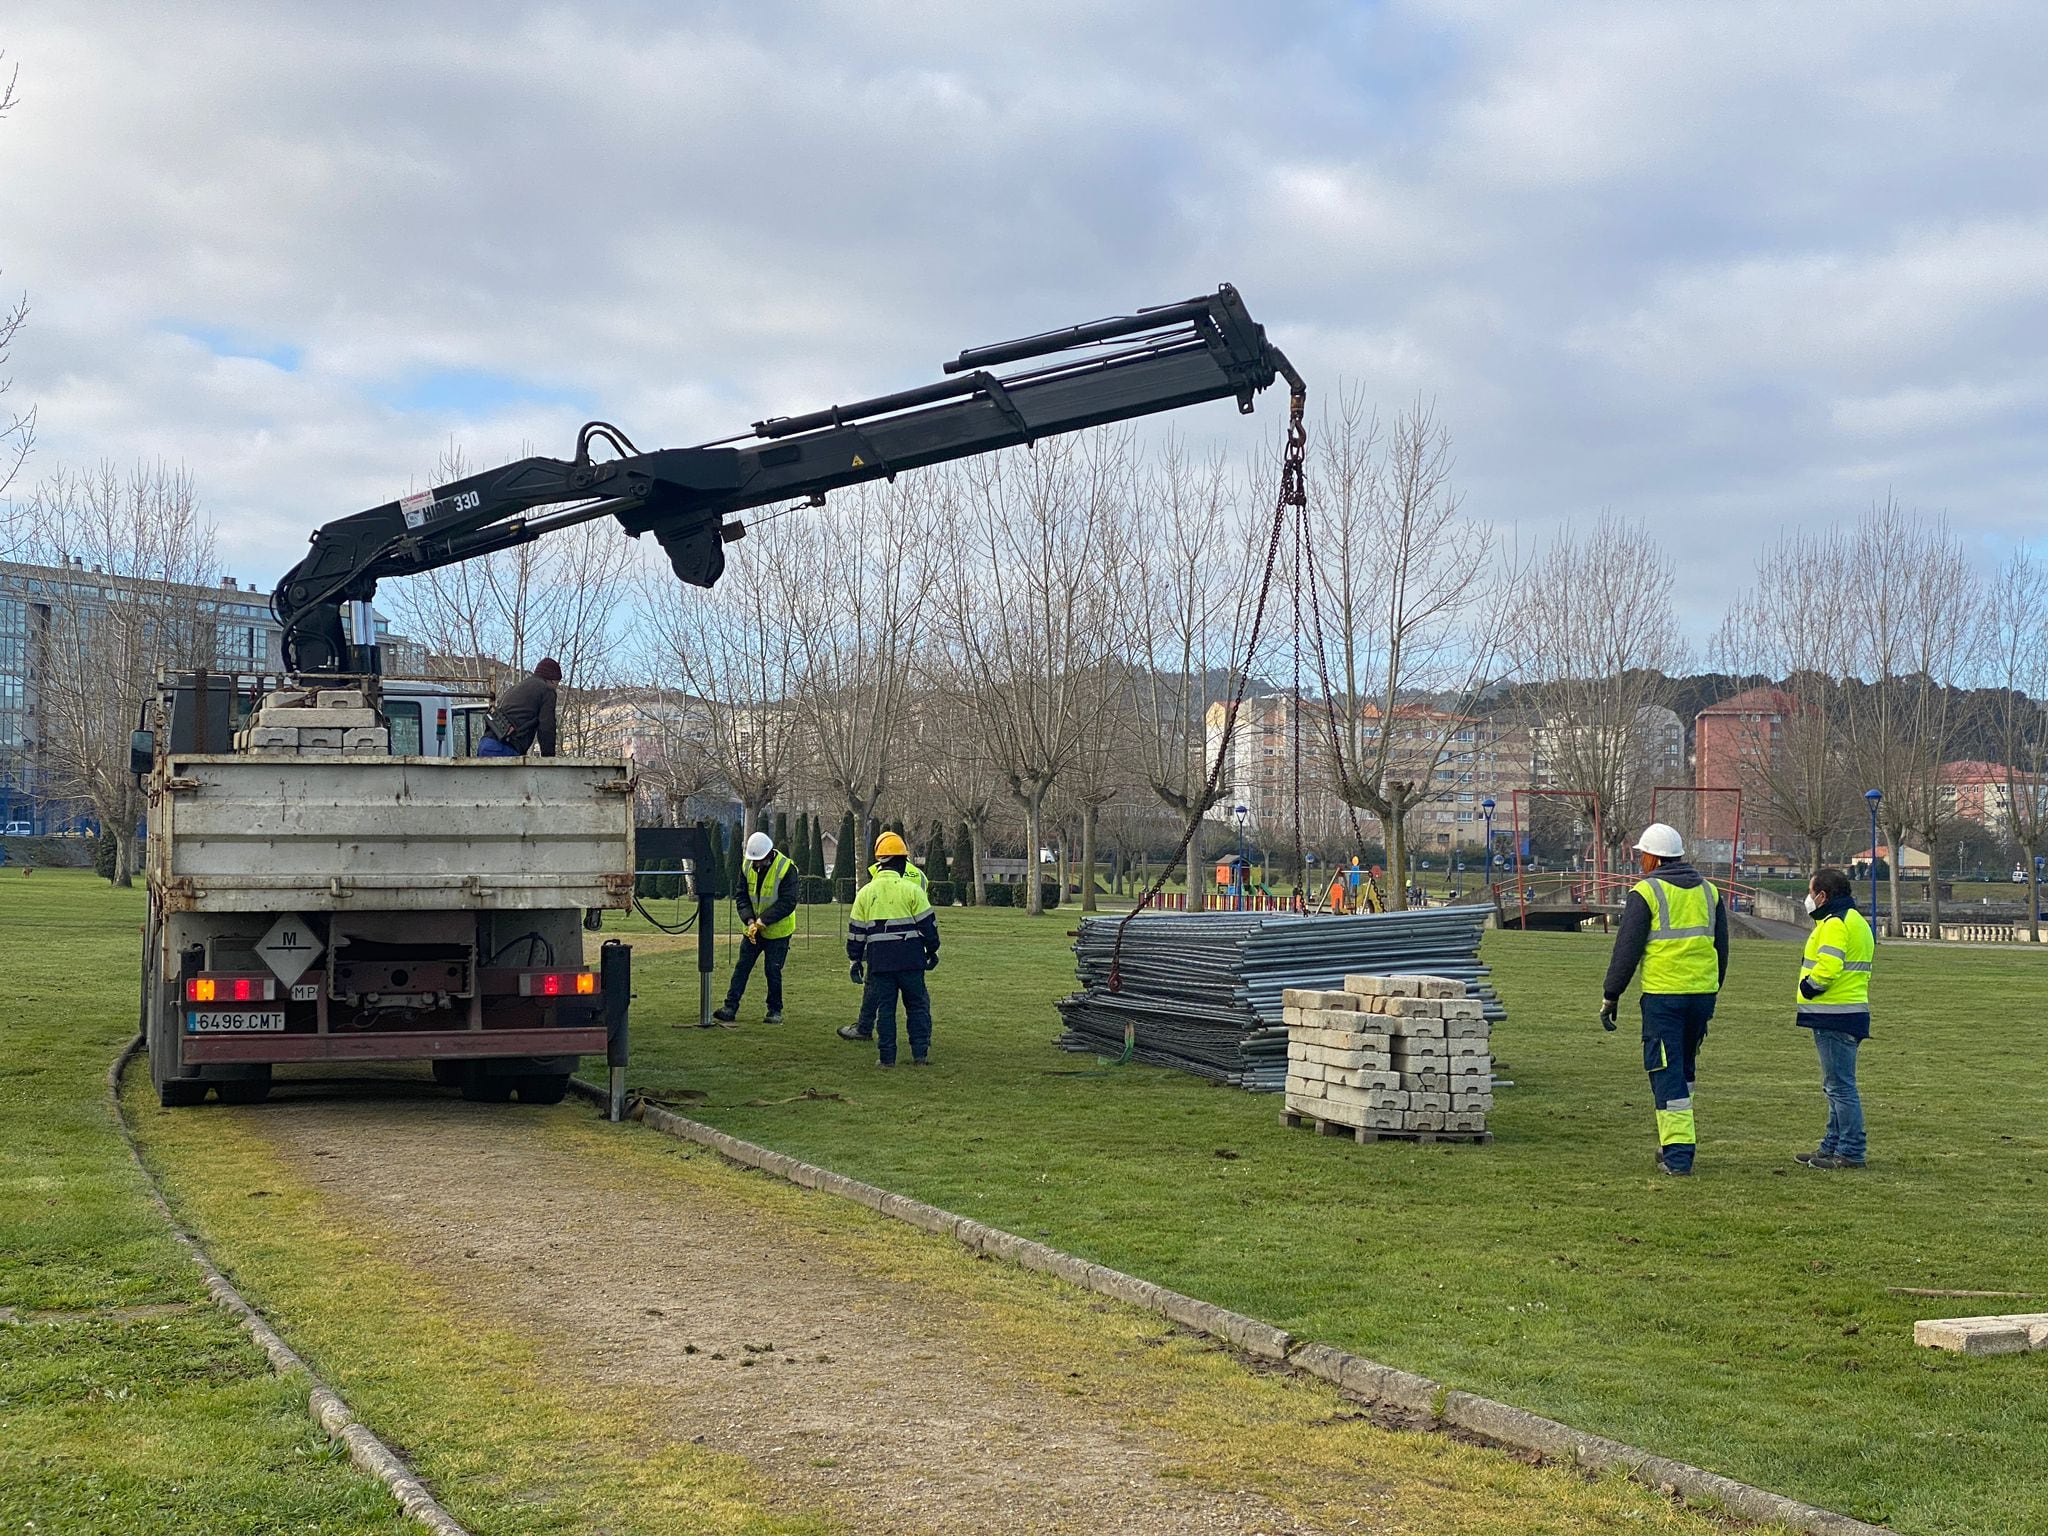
[712,831,798,1025]
[1600,823,1730,1176]
[480,659,560,757]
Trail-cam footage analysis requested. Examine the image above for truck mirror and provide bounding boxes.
[130,730,155,776]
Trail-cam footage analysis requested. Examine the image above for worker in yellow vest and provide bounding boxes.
[1793,867,1874,1170]
[711,831,798,1025]
[1599,824,1729,1176]
[846,832,941,1066]
[838,840,927,1044]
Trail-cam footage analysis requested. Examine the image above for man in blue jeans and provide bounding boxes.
[845,841,940,1067]
[1793,866,1873,1169]
[478,659,560,757]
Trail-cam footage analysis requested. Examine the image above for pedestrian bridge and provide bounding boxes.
[1492,871,1768,933]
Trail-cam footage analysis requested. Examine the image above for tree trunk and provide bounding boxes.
[1080,804,1099,913]
[1186,822,1202,912]
[849,797,875,887]
[1383,803,1409,912]
[2029,862,2041,944]
[1883,818,1905,937]
[1023,790,1047,916]
[1807,832,1824,881]
[113,819,137,888]
[1925,838,1944,939]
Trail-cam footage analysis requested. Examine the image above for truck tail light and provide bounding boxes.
[517,970,598,998]
[187,974,277,1003]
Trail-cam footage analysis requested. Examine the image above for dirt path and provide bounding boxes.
[257,1098,1324,1536]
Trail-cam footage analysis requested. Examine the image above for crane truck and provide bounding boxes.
[133,285,1304,1108]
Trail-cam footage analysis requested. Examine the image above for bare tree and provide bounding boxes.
[637,516,805,830]
[0,58,35,547]
[1308,394,1513,908]
[1514,514,1688,869]
[1713,529,1855,874]
[776,480,934,884]
[936,431,1132,916]
[27,462,216,884]
[903,673,1001,902]
[1986,546,2047,940]
[382,440,638,747]
[1843,499,1980,936]
[1126,438,1259,900]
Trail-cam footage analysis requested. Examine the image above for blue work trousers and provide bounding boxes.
[1812,1028,1865,1162]
[864,968,932,1065]
[723,934,790,1014]
[1641,992,1714,1172]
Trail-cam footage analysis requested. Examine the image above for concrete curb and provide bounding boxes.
[111,1039,472,1536]
[579,1080,1888,1536]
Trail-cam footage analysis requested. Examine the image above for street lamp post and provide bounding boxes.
[1482,797,1496,879]
[1865,788,1883,930]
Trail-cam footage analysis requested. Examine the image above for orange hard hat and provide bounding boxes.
[874,831,909,858]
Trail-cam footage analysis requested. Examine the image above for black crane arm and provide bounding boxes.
[274,283,1303,673]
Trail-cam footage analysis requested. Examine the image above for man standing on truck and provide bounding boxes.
[479,659,561,758]
[712,831,798,1025]
[1599,823,1729,1177]
[837,831,926,1044]
[846,836,941,1067]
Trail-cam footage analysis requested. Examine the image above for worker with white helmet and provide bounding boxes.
[711,830,799,1025]
[1600,823,1730,1176]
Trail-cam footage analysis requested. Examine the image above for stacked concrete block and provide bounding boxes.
[234,690,389,757]
[1284,973,1492,1139]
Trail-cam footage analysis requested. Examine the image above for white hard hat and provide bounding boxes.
[1634,823,1684,859]
[745,831,773,860]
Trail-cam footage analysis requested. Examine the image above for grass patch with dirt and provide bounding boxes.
[0,871,410,1534]
[618,897,2048,1536]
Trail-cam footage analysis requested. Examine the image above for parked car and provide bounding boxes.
[2,821,32,836]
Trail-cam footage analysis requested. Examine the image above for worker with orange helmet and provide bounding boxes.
[837,831,926,1044]
[845,830,941,1067]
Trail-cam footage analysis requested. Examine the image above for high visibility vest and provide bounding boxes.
[1798,907,1873,1012]
[848,869,935,971]
[1634,876,1720,994]
[868,859,927,892]
[745,851,798,940]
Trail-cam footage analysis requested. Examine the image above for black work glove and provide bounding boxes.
[923,952,939,971]
[1799,978,1823,1001]
[849,961,864,985]
[1599,998,1618,1032]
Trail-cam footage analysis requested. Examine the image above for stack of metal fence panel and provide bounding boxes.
[1056,906,1500,1091]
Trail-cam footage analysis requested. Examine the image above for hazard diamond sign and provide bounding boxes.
[257,914,323,987]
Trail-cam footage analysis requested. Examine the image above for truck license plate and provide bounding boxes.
[187,1010,287,1033]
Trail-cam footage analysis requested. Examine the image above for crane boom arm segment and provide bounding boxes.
[275,284,1302,673]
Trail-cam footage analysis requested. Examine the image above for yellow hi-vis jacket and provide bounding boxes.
[1798,902,1873,1037]
[1633,875,1722,994]
[740,851,799,941]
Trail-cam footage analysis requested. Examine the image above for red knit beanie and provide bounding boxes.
[534,657,563,683]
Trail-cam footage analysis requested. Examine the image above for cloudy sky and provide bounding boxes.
[1,1,2042,635]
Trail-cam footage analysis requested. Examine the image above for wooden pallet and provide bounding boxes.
[1280,1109,1492,1146]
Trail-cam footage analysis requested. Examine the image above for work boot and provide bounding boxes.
[1793,1149,1827,1166]
[763,1010,783,1025]
[836,1024,870,1042]
[875,1059,895,1070]
[710,1005,737,1025]
[1810,1154,1866,1170]
[910,1056,932,1067]
[1656,1151,1693,1177]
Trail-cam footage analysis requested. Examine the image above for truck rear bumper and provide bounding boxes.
[181,1027,607,1063]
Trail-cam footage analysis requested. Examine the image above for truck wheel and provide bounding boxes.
[159,1080,208,1108]
[430,1060,466,1086]
[514,1073,570,1105]
[459,1074,514,1103]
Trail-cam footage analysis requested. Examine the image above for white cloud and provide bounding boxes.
[0,0,2043,632]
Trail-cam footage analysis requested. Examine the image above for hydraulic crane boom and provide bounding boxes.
[274,284,1303,673]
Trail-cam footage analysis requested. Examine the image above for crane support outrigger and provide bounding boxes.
[274,284,1304,673]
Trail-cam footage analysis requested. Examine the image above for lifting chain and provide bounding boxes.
[1108,389,1308,1002]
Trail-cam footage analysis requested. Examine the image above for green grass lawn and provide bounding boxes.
[623,898,2048,1536]
[0,873,410,1534]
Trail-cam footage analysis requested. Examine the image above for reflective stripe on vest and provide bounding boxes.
[1798,908,1873,1010]
[1635,877,1720,994]
[747,852,798,940]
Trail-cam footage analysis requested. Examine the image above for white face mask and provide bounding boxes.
[1804,892,1822,915]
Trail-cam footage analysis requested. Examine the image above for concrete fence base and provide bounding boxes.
[582,1080,1888,1536]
